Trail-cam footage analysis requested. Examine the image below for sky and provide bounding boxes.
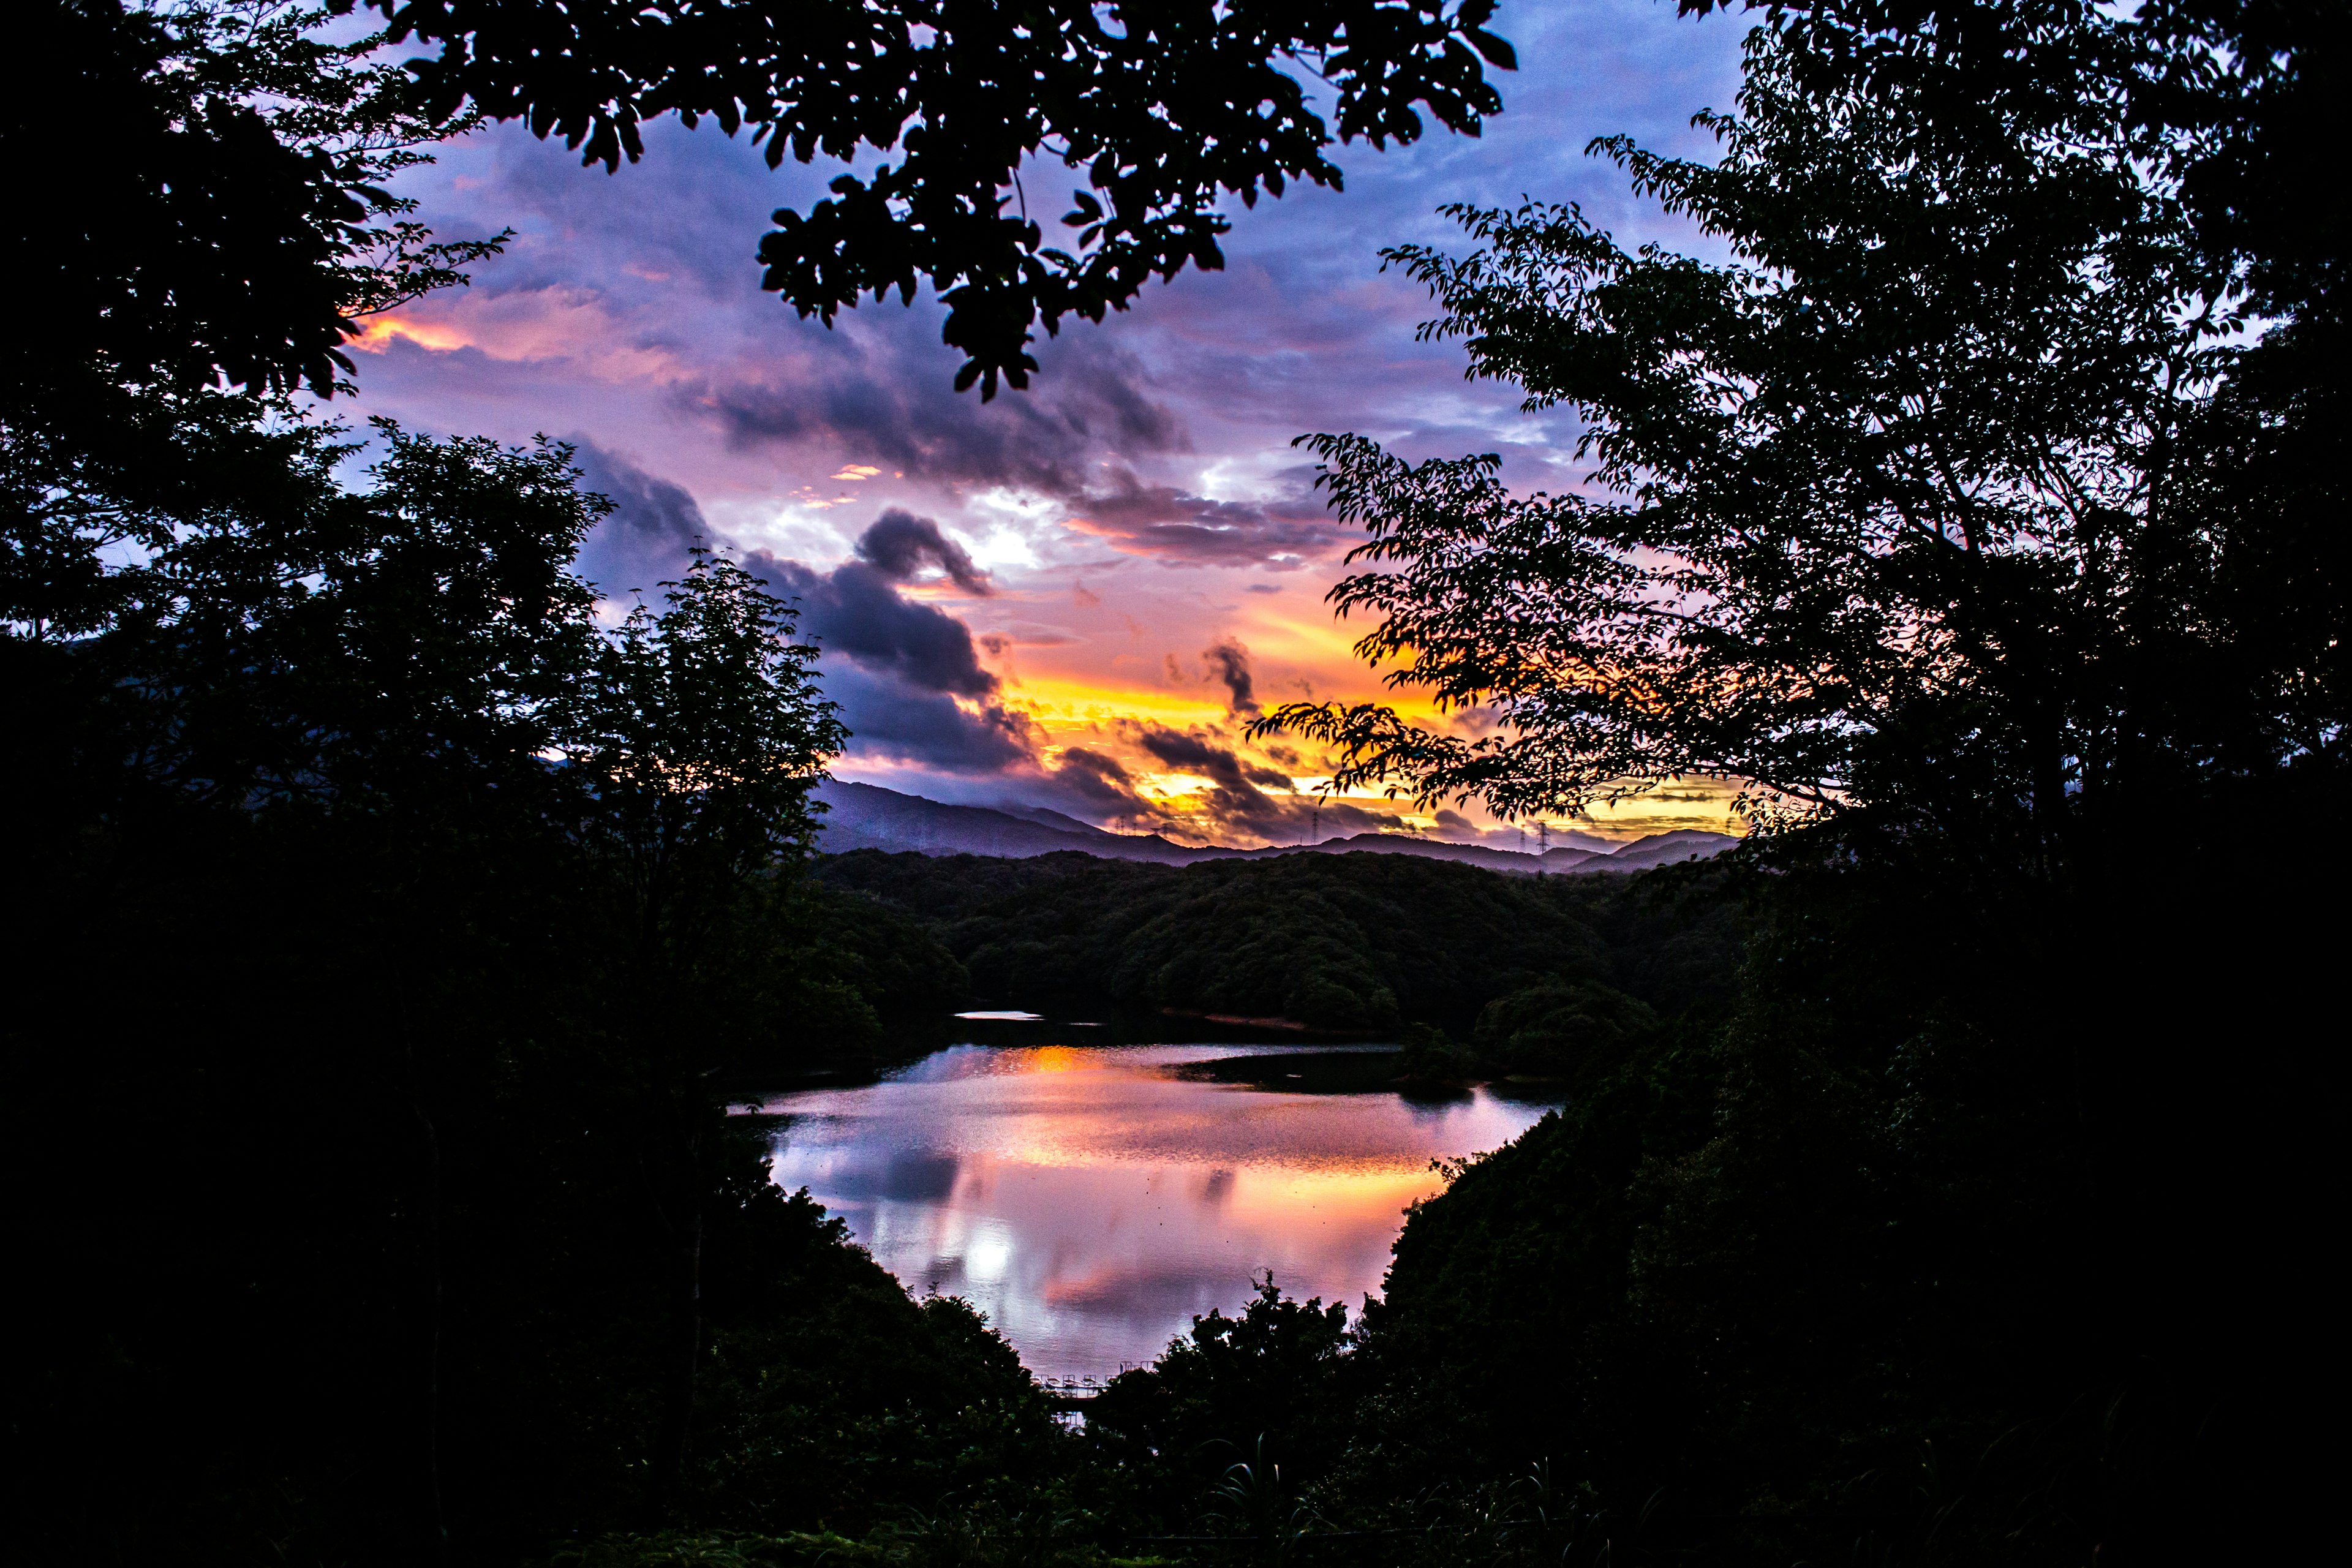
[340,0,1757,848]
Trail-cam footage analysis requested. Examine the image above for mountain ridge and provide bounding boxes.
[812,780,1740,873]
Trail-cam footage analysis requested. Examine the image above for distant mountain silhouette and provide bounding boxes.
[813,780,1210,862]
[1594,829,1749,872]
[989,802,1115,837]
[814,780,1740,873]
[1288,832,1607,873]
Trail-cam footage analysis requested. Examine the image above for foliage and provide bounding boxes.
[1088,1277,1355,1521]
[557,546,844,1069]
[1211,4,2342,1562]
[358,0,1516,394]
[13,1,504,401]
[1469,978,1654,1078]
[1257,1,2342,843]
[823,888,974,1020]
[815,849,1744,1038]
[6,2,511,699]
[1,16,1039,1563]
[688,1180,1065,1537]
[0,386,966,1564]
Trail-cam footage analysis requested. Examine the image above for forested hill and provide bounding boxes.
[813,848,1746,1052]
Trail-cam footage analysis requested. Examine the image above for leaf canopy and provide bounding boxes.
[1257,1,2343,842]
[357,0,1517,393]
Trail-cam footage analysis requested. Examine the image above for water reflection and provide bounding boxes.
[752,1042,1553,1381]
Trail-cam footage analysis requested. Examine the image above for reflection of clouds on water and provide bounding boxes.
[761,1044,1550,1381]
[815,1150,960,1202]
[1044,1261,1240,1324]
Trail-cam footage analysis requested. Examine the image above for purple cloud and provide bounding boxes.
[816,663,1036,773]
[569,442,711,597]
[1059,470,1343,570]
[747,521,1037,773]
[854,508,993,595]
[680,328,1188,496]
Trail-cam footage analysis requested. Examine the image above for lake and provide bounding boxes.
[746,1031,1556,1384]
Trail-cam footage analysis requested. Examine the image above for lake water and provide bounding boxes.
[748,1036,1555,1382]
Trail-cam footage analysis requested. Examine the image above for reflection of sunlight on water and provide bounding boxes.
[761,1043,1551,1381]
[963,1222,1014,1281]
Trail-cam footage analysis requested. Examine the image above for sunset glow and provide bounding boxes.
[334,0,1752,848]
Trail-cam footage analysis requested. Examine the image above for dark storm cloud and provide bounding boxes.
[747,518,1038,773]
[568,442,710,595]
[855,508,993,595]
[1135,726,1294,791]
[682,327,1188,495]
[1432,809,1485,843]
[750,554,995,698]
[817,663,1037,772]
[1044,746,1153,813]
[544,452,1036,774]
[1200,637,1259,715]
[1273,796,1414,840]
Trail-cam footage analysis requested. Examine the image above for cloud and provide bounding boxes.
[817,663,1037,772]
[341,0,1754,838]
[1060,469,1344,570]
[744,511,1042,772]
[681,328,1188,497]
[761,556,996,697]
[1200,636,1260,715]
[1431,809,1490,843]
[674,325,1340,572]
[568,442,710,595]
[1126,723,1403,843]
[554,457,1038,775]
[982,622,1082,647]
[854,508,993,595]
[1045,746,1155,815]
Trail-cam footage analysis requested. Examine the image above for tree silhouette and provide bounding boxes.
[358,0,1518,393]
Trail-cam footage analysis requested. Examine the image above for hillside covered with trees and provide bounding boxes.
[816,846,1743,1063]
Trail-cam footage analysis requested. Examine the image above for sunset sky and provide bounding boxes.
[340,0,1754,847]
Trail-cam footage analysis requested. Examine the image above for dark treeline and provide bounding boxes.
[816,848,1743,1071]
[2,4,1058,1560]
[7,1,2341,1566]
[0,394,1068,1557]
